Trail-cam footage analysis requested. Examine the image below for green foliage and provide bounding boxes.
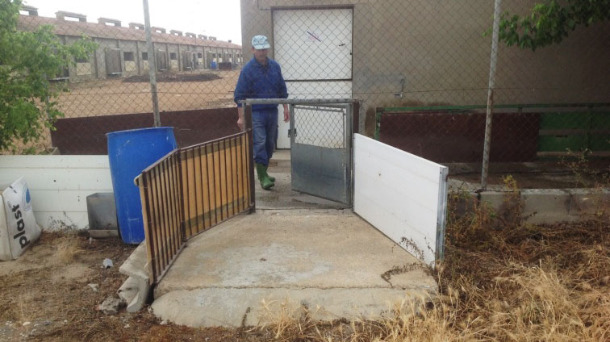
[496,0,610,50]
[0,0,97,152]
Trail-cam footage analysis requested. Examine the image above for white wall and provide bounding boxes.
[0,155,113,230]
[353,134,448,267]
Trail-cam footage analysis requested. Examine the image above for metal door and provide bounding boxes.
[290,102,353,206]
[273,8,353,149]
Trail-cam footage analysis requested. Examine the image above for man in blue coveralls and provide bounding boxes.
[234,35,289,190]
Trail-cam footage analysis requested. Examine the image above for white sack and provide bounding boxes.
[0,177,41,261]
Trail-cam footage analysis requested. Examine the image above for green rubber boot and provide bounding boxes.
[256,163,274,190]
[263,164,275,183]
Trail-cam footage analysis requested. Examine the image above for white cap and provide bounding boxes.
[251,35,271,50]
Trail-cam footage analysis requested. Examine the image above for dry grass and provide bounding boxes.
[1,180,608,341]
[54,234,84,264]
[255,177,609,342]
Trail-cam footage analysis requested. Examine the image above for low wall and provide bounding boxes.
[478,188,610,225]
[51,108,239,155]
[378,111,540,162]
[0,155,112,230]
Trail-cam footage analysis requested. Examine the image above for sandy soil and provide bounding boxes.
[57,70,239,117]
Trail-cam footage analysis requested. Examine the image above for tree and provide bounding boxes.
[497,0,610,50]
[0,0,96,153]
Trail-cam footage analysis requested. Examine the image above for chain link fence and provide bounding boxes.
[15,1,610,180]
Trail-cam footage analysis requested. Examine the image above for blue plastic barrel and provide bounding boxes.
[210,61,217,69]
[107,127,177,244]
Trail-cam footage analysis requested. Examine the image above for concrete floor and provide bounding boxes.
[150,150,438,328]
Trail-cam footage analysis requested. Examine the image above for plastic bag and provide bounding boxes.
[0,177,42,260]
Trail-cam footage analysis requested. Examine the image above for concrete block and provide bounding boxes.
[477,188,610,225]
[118,242,150,312]
[118,276,149,313]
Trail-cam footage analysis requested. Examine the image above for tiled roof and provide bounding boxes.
[17,15,241,49]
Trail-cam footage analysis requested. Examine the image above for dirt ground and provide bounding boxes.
[57,70,239,117]
[1,208,608,341]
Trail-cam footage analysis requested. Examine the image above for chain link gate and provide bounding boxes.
[244,98,356,207]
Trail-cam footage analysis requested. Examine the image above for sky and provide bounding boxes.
[22,0,243,45]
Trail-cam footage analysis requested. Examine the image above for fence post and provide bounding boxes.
[245,103,256,212]
[143,0,161,127]
[481,0,502,189]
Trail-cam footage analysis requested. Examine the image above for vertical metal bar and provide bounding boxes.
[240,133,249,210]
[346,102,354,207]
[160,160,175,256]
[143,0,160,127]
[210,143,219,225]
[138,174,157,284]
[205,144,214,228]
[199,146,210,231]
[194,146,204,234]
[220,139,228,220]
[246,104,256,212]
[229,138,237,216]
[149,168,164,272]
[182,149,193,237]
[168,155,181,250]
[481,0,502,190]
[177,150,187,242]
[289,104,296,146]
[236,135,244,211]
[436,167,449,263]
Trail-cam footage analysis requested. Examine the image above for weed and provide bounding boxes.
[560,148,610,188]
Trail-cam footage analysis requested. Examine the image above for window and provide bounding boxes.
[142,52,148,61]
[124,52,135,61]
[170,52,177,60]
[75,56,88,63]
[197,53,203,58]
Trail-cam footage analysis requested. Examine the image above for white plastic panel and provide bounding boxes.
[353,134,448,267]
[274,8,353,81]
[0,155,113,230]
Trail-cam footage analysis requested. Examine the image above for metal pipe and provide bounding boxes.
[143,0,160,127]
[245,104,256,213]
[242,98,354,106]
[481,0,502,190]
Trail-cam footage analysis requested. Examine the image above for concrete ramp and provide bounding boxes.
[151,209,437,327]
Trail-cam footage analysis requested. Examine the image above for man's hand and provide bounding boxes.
[283,105,290,123]
[237,106,245,131]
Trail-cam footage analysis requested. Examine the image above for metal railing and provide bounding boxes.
[136,131,254,284]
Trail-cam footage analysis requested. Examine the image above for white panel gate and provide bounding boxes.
[353,135,449,267]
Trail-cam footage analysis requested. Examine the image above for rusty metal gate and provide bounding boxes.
[136,131,254,284]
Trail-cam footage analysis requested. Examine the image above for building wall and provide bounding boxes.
[137,41,149,73]
[167,44,180,71]
[240,0,610,133]
[118,40,139,77]
[94,37,121,79]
